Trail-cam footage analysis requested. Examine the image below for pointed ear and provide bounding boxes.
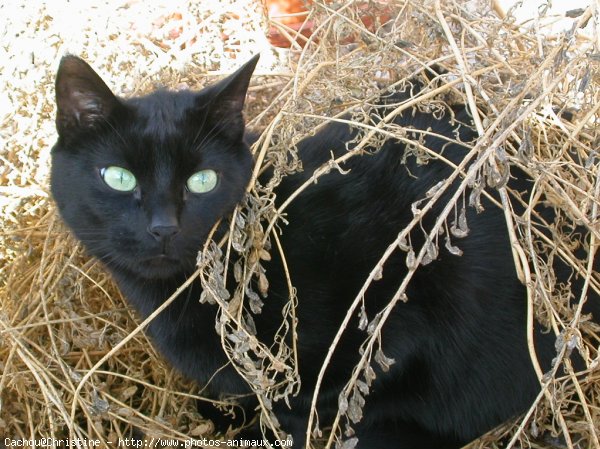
[55,55,121,138]
[205,54,260,140]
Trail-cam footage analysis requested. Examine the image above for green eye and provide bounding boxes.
[100,166,137,192]
[187,169,218,194]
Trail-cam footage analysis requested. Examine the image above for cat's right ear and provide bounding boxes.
[55,55,121,139]
[199,54,260,141]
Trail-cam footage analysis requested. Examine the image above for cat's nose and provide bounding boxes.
[147,204,180,241]
[147,224,180,241]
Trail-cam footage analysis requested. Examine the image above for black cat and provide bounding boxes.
[51,55,598,449]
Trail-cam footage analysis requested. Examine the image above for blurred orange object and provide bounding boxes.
[265,0,314,48]
[264,0,394,48]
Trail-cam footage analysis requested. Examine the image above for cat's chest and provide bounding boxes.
[114,274,246,394]
[145,310,231,391]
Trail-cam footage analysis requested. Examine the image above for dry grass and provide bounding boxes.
[1,1,599,448]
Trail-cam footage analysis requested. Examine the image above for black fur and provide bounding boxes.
[51,55,598,448]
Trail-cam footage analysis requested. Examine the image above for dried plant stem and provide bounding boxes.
[270,229,300,393]
[505,344,569,449]
[248,113,283,191]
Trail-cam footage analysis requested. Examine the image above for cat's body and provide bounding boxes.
[51,55,598,449]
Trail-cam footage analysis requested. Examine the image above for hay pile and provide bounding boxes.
[1,0,599,448]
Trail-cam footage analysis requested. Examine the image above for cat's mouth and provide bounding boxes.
[137,254,182,278]
[145,253,177,263]
[143,254,178,265]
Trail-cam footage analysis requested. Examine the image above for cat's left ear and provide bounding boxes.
[205,54,260,140]
[55,55,121,139]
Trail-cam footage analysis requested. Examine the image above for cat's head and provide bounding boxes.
[51,55,258,280]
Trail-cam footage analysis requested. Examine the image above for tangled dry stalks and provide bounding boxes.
[1,1,599,448]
